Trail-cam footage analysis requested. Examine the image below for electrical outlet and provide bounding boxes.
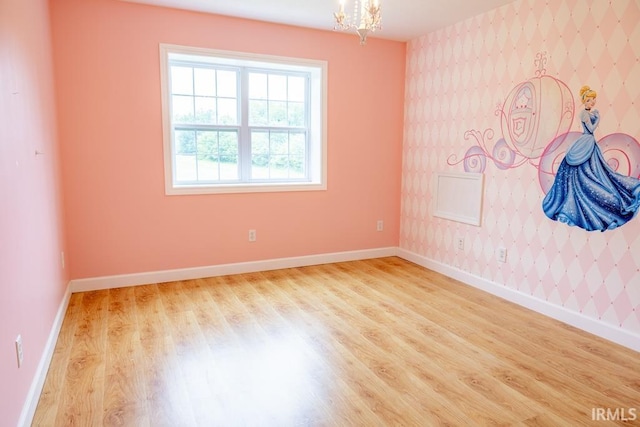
[376,220,384,232]
[456,237,464,250]
[248,229,256,242]
[497,247,507,263]
[15,335,23,368]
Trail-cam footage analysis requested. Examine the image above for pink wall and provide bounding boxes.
[402,0,640,336]
[0,0,68,424]
[50,0,406,280]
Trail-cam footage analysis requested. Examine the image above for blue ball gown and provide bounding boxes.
[542,109,640,231]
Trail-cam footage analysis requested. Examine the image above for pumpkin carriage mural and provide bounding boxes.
[448,52,640,232]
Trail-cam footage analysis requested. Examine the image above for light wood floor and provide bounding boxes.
[33,257,639,426]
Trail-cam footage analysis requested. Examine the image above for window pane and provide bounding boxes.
[197,131,218,161]
[290,132,306,156]
[175,155,197,182]
[220,158,238,180]
[217,70,237,98]
[289,156,305,178]
[196,159,217,180]
[171,66,193,95]
[251,131,269,154]
[268,74,287,101]
[219,131,239,180]
[251,160,269,179]
[269,155,289,178]
[196,131,218,181]
[195,97,216,124]
[219,130,238,145]
[172,95,194,123]
[175,130,196,182]
[194,68,216,96]
[249,100,268,126]
[268,101,287,126]
[288,76,305,102]
[288,102,305,127]
[249,73,268,100]
[270,132,288,154]
[175,130,196,155]
[218,98,237,125]
[218,131,239,163]
[250,131,269,179]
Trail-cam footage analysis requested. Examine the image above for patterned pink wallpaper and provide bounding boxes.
[401,0,640,335]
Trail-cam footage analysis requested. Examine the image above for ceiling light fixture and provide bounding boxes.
[333,0,382,45]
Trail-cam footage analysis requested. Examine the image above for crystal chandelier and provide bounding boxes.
[333,0,382,45]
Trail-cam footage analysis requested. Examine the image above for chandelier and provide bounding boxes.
[333,0,382,45]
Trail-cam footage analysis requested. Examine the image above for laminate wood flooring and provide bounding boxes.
[33,257,640,426]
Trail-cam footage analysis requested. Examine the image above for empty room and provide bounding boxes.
[2,0,639,425]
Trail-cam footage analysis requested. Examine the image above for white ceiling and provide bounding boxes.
[120,0,518,41]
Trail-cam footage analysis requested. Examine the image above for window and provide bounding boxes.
[160,44,327,195]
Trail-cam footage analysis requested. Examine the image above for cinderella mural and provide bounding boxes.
[541,86,640,232]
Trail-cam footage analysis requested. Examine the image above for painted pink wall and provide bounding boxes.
[50,0,406,280]
[402,0,640,336]
[0,0,68,424]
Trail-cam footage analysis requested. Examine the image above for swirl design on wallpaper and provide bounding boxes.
[447,129,526,171]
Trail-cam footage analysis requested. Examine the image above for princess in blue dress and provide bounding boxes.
[542,86,640,231]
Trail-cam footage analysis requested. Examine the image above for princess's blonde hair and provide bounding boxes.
[580,85,597,103]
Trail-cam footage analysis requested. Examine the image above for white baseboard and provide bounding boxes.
[18,283,72,427]
[397,248,640,353]
[70,247,398,293]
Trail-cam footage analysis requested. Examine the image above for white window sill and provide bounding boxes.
[166,181,327,195]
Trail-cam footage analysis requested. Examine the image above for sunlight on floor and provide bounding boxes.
[178,331,326,423]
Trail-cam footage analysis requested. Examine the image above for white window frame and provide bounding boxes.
[159,44,327,195]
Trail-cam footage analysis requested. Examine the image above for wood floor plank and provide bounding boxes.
[103,287,149,426]
[31,293,84,426]
[33,257,640,426]
[54,291,109,426]
[136,283,198,426]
